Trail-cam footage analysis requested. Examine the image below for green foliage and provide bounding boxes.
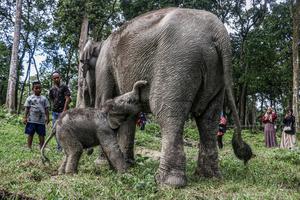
[184,120,199,141]
[86,0,122,40]
[136,123,161,150]
[120,0,235,22]
[0,42,10,105]
[227,1,293,124]
[0,106,23,125]
[244,2,292,101]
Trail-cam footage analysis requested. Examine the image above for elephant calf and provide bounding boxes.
[41,80,147,175]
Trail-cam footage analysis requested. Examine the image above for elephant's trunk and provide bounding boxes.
[214,24,253,164]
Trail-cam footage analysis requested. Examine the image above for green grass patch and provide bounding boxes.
[0,111,299,199]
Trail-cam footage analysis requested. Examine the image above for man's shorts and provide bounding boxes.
[25,123,46,136]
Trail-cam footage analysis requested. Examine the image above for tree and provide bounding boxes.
[247,3,292,96]
[6,0,22,113]
[76,15,88,108]
[292,0,300,131]
[229,0,274,125]
[0,42,10,105]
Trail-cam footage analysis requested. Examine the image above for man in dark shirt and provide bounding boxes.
[49,71,71,151]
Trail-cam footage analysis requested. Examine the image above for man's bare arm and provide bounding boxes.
[63,96,71,112]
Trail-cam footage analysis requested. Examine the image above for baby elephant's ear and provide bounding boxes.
[132,80,147,92]
[132,80,147,100]
[103,99,115,112]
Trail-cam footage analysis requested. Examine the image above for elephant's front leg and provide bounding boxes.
[117,115,137,165]
[155,115,187,188]
[194,92,223,178]
[58,155,67,175]
[98,129,128,173]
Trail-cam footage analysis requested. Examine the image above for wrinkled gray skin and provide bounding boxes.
[41,81,147,175]
[80,8,253,187]
[80,40,102,107]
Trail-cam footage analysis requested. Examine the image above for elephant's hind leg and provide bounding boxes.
[194,90,223,178]
[65,142,83,174]
[155,103,192,188]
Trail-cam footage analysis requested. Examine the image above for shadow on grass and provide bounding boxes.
[0,188,36,200]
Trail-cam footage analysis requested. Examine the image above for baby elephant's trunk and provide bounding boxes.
[98,129,129,172]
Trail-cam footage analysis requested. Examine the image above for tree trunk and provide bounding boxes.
[292,0,300,132]
[32,56,40,82]
[6,0,22,113]
[239,82,247,125]
[0,83,4,105]
[251,94,257,131]
[65,49,73,86]
[18,54,31,114]
[76,15,89,108]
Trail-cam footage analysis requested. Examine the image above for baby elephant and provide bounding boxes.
[41,80,147,175]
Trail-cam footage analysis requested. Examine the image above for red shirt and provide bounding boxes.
[262,112,277,123]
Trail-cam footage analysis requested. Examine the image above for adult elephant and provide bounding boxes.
[80,40,102,108]
[80,8,253,187]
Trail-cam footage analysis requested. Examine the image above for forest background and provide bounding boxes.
[0,0,299,129]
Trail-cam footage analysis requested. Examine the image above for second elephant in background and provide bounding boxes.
[80,40,102,108]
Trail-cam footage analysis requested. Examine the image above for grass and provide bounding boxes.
[0,109,300,199]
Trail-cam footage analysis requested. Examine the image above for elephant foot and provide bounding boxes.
[114,164,129,173]
[65,170,77,175]
[57,170,65,175]
[155,169,187,188]
[125,158,135,167]
[194,165,222,178]
[196,146,221,178]
[58,165,66,175]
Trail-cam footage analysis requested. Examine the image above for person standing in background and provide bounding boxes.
[23,81,49,150]
[136,112,147,130]
[217,113,227,149]
[280,108,296,149]
[262,106,277,148]
[49,71,71,151]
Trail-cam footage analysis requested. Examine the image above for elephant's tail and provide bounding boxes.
[40,121,57,164]
[215,23,253,164]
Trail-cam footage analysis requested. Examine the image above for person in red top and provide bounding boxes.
[217,114,227,149]
[262,106,277,148]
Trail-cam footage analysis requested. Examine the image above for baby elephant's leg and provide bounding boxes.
[98,129,128,172]
[58,155,67,175]
[63,138,83,174]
